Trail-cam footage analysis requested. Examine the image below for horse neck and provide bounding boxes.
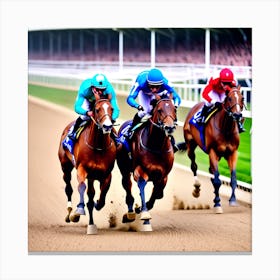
[144,120,170,150]
[216,108,237,136]
[87,121,111,150]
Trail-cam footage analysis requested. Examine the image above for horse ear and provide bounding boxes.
[237,84,241,91]
[154,94,161,101]
[94,92,100,101]
[107,93,112,101]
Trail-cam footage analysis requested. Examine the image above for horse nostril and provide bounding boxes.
[164,125,176,135]
[103,124,112,132]
[233,113,242,121]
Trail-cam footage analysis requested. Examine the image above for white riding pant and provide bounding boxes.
[79,99,91,120]
[137,91,154,118]
[204,90,226,107]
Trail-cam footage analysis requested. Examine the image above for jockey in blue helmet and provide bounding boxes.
[126,68,181,152]
[67,73,120,143]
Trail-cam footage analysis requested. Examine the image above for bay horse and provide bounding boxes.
[182,85,245,213]
[58,94,117,234]
[116,96,177,231]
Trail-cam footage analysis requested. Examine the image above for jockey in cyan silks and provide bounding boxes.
[67,73,120,144]
[126,68,181,152]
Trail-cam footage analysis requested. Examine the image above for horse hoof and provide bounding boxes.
[194,180,201,188]
[75,207,86,215]
[70,213,81,223]
[140,211,151,220]
[65,215,71,223]
[229,201,238,207]
[122,212,136,223]
[214,206,223,214]
[87,224,98,235]
[135,205,141,214]
[192,190,200,198]
[95,201,105,211]
[138,220,153,232]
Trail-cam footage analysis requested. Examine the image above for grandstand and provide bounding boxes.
[28,28,252,113]
[28,28,251,67]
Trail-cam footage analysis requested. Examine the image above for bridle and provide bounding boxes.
[223,87,245,122]
[86,98,113,150]
[149,98,177,131]
[90,99,112,129]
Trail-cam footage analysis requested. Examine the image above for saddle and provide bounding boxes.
[118,115,151,158]
[62,121,88,154]
[189,106,219,152]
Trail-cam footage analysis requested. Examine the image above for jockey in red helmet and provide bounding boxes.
[198,68,245,133]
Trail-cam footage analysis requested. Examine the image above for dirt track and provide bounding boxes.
[28,96,252,253]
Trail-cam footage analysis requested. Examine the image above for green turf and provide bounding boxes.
[28,83,252,184]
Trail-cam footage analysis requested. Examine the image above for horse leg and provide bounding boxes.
[137,176,151,220]
[187,139,201,197]
[70,166,87,222]
[146,177,167,210]
[95,173,112,211]
[121,174,136,223]
[227,151,238,206]
[86,178,97,234]
[61,161,74,223]
[209,150,223,214]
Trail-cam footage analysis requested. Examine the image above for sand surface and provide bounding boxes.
[28,97,251,253]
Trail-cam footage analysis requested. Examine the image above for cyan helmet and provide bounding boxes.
[147,68,164,86]
[91,73,108,89]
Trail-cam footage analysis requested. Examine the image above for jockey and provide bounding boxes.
[126,68,181,152]
[198,68,245,133]
[68,73,120,142]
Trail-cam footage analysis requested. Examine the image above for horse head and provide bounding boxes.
[151,94,177,136]
[224,85,245,123]
[92,93,113,134]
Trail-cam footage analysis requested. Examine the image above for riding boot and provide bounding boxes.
[169,135,179,153]
[127,113,142,139]
[110,130,120,147]
[68,117,84,141]
[198,104,210,124]
[237,121,246,133]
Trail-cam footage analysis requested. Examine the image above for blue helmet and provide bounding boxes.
[91,73,108,89]
[147,68,164,86]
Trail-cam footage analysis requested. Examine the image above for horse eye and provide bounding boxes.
[158,109,162,114]
[228,97,232,102]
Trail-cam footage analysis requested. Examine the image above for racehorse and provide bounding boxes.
[58,94,117,234]
[182,85,245,214]
[116,95,177,231]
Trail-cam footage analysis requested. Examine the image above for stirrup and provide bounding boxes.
[68,133,76,141]
[141,114,151,122]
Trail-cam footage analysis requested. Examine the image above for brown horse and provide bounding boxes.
[182,85,245,213]
[116,96,177,231]
[58,94,117,234]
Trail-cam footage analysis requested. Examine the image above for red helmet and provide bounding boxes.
[219,68,234,83]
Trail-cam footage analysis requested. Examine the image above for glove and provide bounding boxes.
[87,111,94,117]
[137,105,144,111]
[215,102,222,109]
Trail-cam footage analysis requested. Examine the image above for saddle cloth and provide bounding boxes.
[62,122,87,154]
[189,107,218,152]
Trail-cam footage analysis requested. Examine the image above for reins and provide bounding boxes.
[139,98,175,154]
[84,99,113,151]
[149,99,176,130]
